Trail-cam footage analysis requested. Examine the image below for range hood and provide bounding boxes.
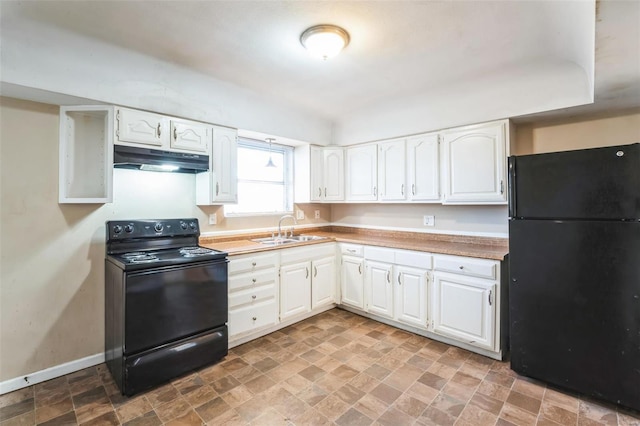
[113,145,209,173]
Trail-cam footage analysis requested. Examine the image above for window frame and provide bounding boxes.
[224,137,294,217]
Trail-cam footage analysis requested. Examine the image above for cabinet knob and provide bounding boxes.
[252,317,257,321]
[252,278,257,283]
[459,266,464,270]
[156,123,162,138]
[252,262,257,267]
[252,295,257,299]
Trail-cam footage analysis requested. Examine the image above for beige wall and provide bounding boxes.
[514,110,640,155]
[0,97,328,382]
[331,204,509,237]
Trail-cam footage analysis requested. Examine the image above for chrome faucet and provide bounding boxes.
[277,214,297,238]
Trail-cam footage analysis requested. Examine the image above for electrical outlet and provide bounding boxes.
[296,209,305,220]
[208,213,217,225]
[314,210,320,219]
[423,215,435,226]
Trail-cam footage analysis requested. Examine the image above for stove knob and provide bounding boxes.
[124,224,134,233]
[154,223,164,232]
[189,222,197,230]
[180,221,188,230]
[113,225,123,234]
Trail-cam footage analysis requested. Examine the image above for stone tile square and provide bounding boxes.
[298,365,326,382]
[335,407,372,426]
[369,383,402,405]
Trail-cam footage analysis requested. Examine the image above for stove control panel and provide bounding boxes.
[106,218,200,240]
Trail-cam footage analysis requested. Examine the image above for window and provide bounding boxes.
[225,138,293,215]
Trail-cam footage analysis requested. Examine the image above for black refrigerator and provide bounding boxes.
[508,143,640,412]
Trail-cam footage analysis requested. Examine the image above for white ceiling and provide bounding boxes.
[1,0,639,141]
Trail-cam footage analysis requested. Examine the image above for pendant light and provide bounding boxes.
[265,138,276,168]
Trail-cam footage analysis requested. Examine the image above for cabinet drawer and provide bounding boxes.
[395,250,433,269]
[434,255,497,280]
[229,300,278,337]
[341,243,363,256]
[229,252,278,274]
[229,284,276,309]
[229,268,276,292]
[363,246,395,263]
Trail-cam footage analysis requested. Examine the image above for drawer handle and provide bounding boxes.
[156,123,161,138]
[252,295,257,299]
[252,262,257,267]
[347,249,356,253]
[252,316,257,321]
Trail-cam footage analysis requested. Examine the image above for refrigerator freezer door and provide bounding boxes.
[509,143,639,220]
[509,219,640,411]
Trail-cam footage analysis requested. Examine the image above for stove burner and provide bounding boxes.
[179,246,214,257]
[122,252,159,263]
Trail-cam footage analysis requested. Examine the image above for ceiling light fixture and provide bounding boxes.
[300,24,350,60]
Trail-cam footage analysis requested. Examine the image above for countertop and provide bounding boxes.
[200,226,508,260]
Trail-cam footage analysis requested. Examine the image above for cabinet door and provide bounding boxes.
[212,126,238,203]
[312,256,335,309]
[366,261,394,319]
[310,146,324,202]
[396,266,428,328]
[170,119,210,153]
[323,148,345,201]
[116,108,168,147]
[442,121,507,204]
[346,145,378,201]
[378,140,406,201]
[280,261,311,321]
[431,272,496,351]
[407,133,440,202]
[341,255,364,309]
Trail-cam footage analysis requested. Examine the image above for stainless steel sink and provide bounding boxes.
[287,235,327,242]
[251,235,328,245]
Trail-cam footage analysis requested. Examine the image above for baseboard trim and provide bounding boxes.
[0,353,105,395]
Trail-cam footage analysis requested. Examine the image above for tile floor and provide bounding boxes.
[1,309,638,426]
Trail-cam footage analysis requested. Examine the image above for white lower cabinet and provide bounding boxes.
[311,256,336,309]
[280,244,337,322]
[365,261,394,318]
[395,266,428,328]
[341,255,365,309]
[431,270,497,351]
[228,253,279,338]
[280,261,312,320]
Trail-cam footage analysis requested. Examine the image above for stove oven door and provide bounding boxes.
[124,260,228,355]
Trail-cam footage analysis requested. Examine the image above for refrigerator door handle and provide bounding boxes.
[508,156,517,217]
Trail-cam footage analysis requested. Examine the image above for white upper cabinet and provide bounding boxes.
[378,139,406,201]
[59,106,114,204]
[323,148,345,201]
[309,146,324,202]
[441,120,509,204]
[294,145,344,203]
[170,119,210,153]
[196,126,238,205]
[116,107,168,148]
[407,133,440,202]
[346,144,378,201]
